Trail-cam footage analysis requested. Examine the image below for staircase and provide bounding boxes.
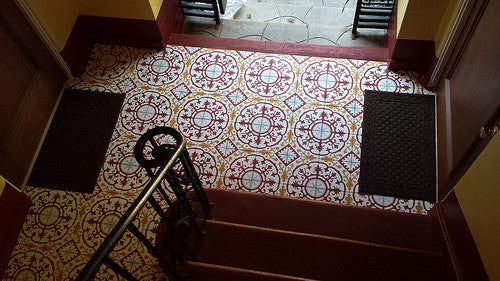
[352,0,395,39]
[183,0,387,48]
[180,0,226,24]
[76,127,456,281]
[178,189,454,281]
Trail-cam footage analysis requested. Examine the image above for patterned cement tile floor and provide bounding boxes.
[2,44,435,280]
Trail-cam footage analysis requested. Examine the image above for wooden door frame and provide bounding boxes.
[12,0,72,78]
[0,0,66,189]
[428,0,474,89]
[435,0,495,201]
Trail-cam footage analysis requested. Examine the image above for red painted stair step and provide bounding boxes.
[194,219,445,281]
[184,261,317,281]
[205,189,438,252]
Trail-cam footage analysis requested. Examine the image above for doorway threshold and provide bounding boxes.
[166,33,389,61]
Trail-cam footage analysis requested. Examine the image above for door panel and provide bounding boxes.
[448,0,500,170]
[437,0,500,200]
[0,16,38,151]
[0,0,66,187]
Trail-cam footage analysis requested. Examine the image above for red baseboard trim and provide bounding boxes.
[0,184,32,278]
[166,34,389,61]
[60,15,163,77]
[157,0,185,42]
[387,0,398,59]
[433,192,489,281]
[388,38,437,88]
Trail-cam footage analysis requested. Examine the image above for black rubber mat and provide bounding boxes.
[28,89,124,193]
[359,91,436,201]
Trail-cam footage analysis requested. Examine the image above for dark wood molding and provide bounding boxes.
[431,192,489,281]
[157,0,185,43]
[0,0,65,187]
[438,107,500,199]
[60,15,163,77]
[436,0,497,200]
[443,0,490,80]
[388,39,438,88]
[436,77,451,198]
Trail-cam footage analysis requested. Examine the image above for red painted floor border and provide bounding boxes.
[166,34,389,61]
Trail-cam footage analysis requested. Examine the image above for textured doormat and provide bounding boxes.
[359,91,436,201]
[28,89,124,193]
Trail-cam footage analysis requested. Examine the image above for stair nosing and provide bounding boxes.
[207,189,429,218]
[186,261,319,281]
[200,219,443,257]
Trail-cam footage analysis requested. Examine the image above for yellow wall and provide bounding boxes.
[396,0,409,37]
[455,134,500,281]
[396,0,464,57]
[434,0,464,57]
[73,0,155,21]
[24,0,159,52]
[149,0,163,19]
[24,0,79,52]
[397,0,449,41]
[0,176,5,197]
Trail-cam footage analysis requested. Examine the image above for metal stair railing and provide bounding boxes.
[75,127,211,281]
[352,0,395,39]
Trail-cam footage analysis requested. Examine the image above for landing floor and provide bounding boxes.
[3,44,434,280]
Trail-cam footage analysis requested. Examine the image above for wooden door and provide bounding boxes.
[0,0,66,187]
[437,0,500,200]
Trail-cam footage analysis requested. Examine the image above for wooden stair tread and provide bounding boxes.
[196,219,445,281]
[205,189,437,251]
[184,261,317,281]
